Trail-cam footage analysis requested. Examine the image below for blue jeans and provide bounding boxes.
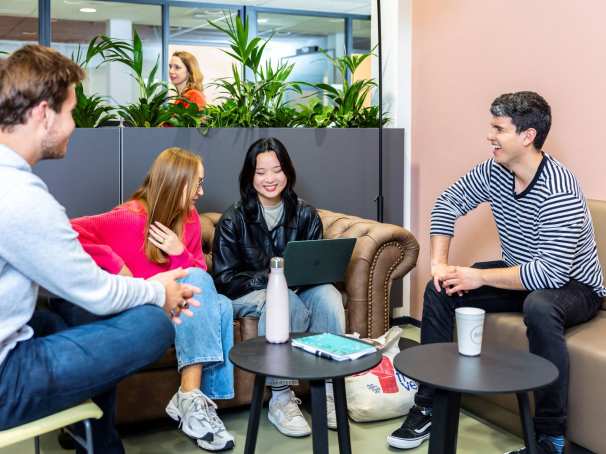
[232,284,346,386]
[176,268,234,400]
[0,304,174,454]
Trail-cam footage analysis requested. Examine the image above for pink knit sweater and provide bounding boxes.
[70,200,207,278]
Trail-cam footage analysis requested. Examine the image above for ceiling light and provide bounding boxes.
[80,7,96,13]
[257,18,268,24]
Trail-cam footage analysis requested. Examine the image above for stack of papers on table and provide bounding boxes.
[291,333,378,361]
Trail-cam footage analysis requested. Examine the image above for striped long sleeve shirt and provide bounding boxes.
[431,153,606,296]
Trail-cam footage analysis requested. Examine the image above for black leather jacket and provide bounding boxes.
[212,198,323,299]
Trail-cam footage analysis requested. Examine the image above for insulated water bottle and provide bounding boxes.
[265,257,290,343]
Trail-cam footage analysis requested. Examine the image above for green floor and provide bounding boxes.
[1,326,525,454]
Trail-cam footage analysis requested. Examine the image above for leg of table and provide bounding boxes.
[244,374,266,454]
[310,379,329,454]
[333,377,351,454]
[428,389,461,454]
[517,392,538,454]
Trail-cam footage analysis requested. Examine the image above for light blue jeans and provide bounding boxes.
[176,268,234,400]
[232,284,346,386]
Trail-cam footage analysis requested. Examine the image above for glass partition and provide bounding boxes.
[256,12,345,103]
[51,1,162,106]
[169,7,239,105]
[0,1,38,53]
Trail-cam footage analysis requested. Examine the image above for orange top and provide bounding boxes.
[176,88,206,110]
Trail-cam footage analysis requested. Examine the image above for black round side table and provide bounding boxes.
[229,334,383,454]
[393,343,559,454]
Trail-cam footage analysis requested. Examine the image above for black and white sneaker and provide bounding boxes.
[386,405,432,449]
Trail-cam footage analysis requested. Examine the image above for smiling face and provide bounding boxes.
[486,115,533,169]
[40,84,77,160]
[253,151,287,207]
[169,55,189,90]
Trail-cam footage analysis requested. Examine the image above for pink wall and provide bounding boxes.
[410,0,606,318]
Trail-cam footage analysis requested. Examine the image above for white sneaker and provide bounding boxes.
[326,392,337,430]
[166,389,235,451]
[268,391,312,437]
[203,403,235,452]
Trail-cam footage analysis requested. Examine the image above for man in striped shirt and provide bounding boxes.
[387,91,605,454]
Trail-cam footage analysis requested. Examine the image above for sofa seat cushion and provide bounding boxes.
[481,310,606,449]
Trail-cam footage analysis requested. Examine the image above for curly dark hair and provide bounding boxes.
[490,91,551,149]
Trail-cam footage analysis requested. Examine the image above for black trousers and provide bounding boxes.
[414,261,602,436]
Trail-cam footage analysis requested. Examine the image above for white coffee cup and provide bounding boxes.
[455,307,486,356]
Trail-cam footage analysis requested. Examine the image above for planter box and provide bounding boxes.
[36,127,404,225]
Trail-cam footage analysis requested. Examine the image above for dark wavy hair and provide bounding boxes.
[490,91,551,149]
[239,137,298,223]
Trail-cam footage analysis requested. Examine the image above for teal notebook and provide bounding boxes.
[291,333,377,361]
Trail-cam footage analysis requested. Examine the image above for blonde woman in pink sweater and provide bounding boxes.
[70,147,234,452]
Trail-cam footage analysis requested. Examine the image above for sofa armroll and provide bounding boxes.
[318,209,420,338]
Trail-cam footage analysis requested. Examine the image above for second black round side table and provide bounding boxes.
[393,343,559,454]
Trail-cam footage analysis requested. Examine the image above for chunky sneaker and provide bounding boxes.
[504,436,559,454]
[203,403,235,451]
[166,389,234,451]
[268,390,312,437]
[326,392,337,430]
[386,405,432,449]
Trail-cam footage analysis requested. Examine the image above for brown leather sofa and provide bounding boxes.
[115,208,419,424]
[462,199,606,453]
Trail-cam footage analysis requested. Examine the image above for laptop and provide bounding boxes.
[283,238,356,287]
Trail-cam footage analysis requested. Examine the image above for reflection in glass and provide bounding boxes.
[0,1,38,53]
[51,1,161,106]
[257,13,345,102]
[353,19,371,52]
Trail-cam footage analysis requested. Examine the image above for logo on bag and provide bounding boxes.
[471,326,483,344]
[369,356,399,393]
[396,372,418,392]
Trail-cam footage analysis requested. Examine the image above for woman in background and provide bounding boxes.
[71,148,233,452]
[212,137,346,438]
[169,51,206,109]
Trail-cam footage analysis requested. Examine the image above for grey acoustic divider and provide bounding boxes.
[121,128,405,227]
[33,128,121,218]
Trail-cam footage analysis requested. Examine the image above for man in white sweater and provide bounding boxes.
[0,45,199,453]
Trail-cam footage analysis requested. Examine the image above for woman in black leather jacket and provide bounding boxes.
[212,137,345,437]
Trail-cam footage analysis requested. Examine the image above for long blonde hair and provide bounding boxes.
[131,147,203,264]
[172,51,204,93]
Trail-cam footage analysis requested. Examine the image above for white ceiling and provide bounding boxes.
[0,1,370,19]
[0,1,370,37]
[177,0,370,15]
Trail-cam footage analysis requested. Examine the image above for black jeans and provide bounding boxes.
[414,261,602,436]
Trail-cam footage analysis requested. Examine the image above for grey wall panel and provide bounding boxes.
[122,128,404,226]
[33,128,120,218]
